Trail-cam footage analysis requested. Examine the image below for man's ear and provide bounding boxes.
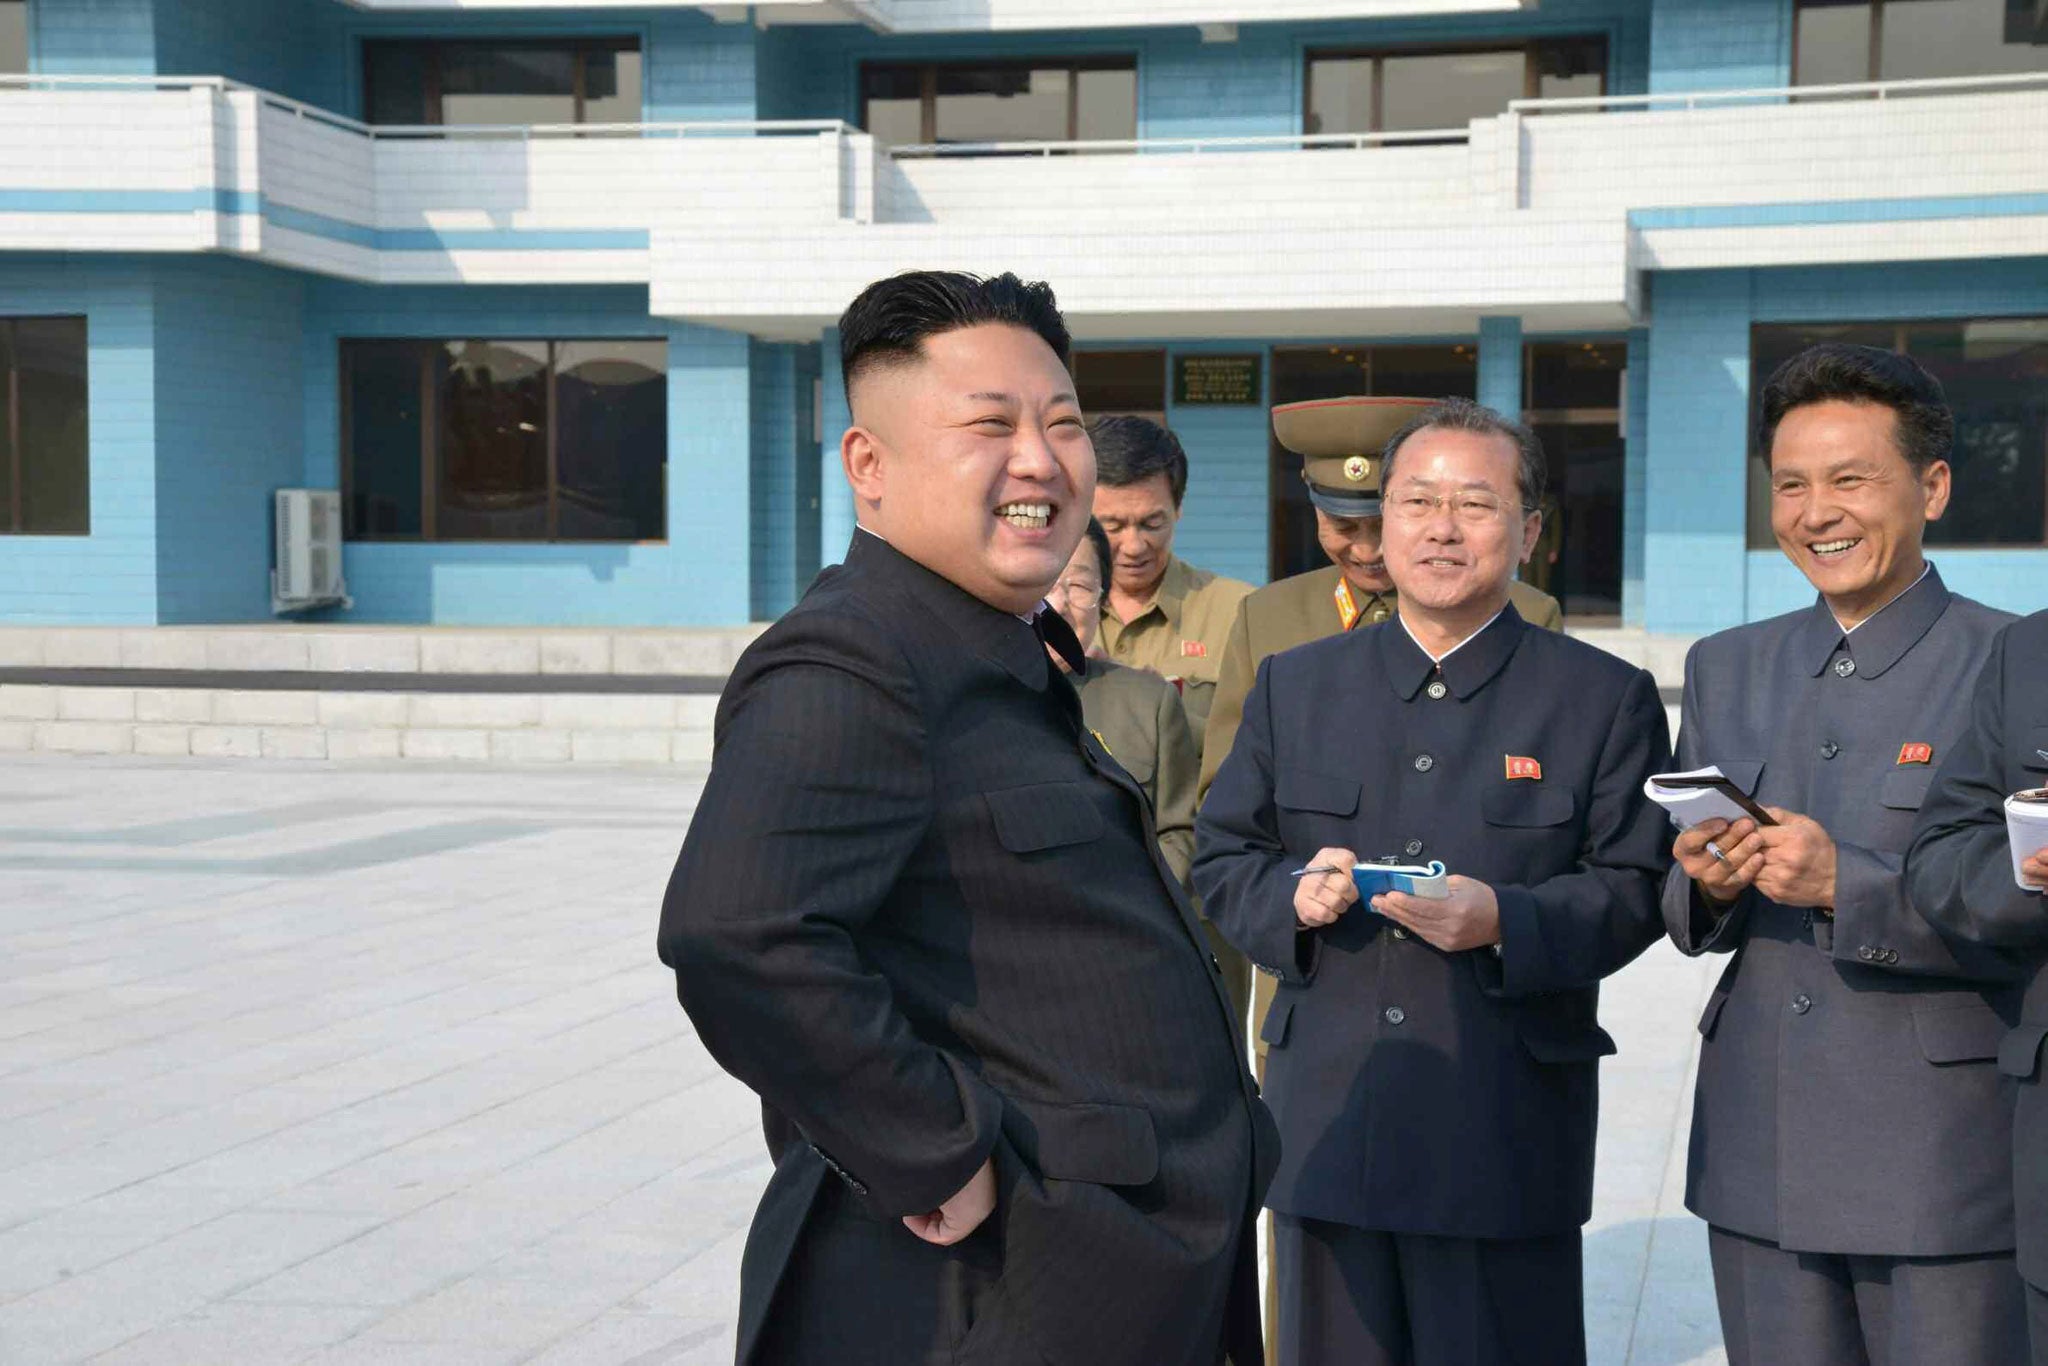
[843,426,885,509]
[1921,458,1953,523]
[1519,506,1543,566]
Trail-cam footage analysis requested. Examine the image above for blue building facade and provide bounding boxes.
[0,0,2044,633]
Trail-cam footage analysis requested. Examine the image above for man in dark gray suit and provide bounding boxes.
[1664,343,2024,1365]
[1907,609,2048,1364]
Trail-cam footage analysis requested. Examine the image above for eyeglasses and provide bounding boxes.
[1383,490,1528,524]
[1050,580,1103,609]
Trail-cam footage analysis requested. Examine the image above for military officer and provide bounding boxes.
[1195,396,1670,1365]
[1048,516,1202,883]
[1092,414,1254,746]
[1667,343,2025,1365]
[1908,609,2048,1365]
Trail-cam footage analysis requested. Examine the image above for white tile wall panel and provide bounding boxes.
[872,0,1526,30]
[0,91,210,192]
[1638,216,2048,272]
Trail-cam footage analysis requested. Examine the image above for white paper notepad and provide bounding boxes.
[2006,789,2048,892]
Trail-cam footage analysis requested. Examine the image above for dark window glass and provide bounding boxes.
[1306,38,1607,138]
[1794,0,2048,85]
[1075,349,1167,418]
[1526,341,1628,622]
[437,340,548,541]
[555,340,666,541]
[860,58,1136,147]
[343,338,666,543]
[343,341,425,538]
[0,2,28,76]
[0,317,90,536]
[1267,343,1478,579]
[362,39,640,127]
[1749,319,2048,548]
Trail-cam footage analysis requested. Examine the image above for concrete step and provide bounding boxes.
[0,684,716,765]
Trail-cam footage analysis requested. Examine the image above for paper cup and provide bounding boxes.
[2007,789,2048,892]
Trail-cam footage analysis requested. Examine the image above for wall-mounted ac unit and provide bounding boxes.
[271,488,349,614]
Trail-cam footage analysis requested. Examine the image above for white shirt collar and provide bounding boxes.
[1400,607,1505,665]
[1838,562,1930,635]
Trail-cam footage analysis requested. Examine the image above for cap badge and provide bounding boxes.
[1343,456,1372,483]
[1897,743,1934,766]
[1505,756,1543,781]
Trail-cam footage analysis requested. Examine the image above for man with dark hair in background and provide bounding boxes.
[1197,397,1668,1366]
[658,270,1274,1366]
[1092,414,1254,747]
[1663,342,2024,1365]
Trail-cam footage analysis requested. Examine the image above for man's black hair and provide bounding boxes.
[1381,396,1547,512]
[1079,516,1113,585]
[1758,343,1953,470]
[838,270,1072,393]
[1089,415,1189,508]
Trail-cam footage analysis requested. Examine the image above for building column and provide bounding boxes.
[1622,327,1651,628]
[818,325,856,567]
[1642,271,1754,635]
[1477,316,1524,417]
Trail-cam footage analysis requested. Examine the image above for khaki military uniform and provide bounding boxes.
[1075,657,1200,886]
[1098,556,1253,746]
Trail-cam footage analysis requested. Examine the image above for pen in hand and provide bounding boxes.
[1292,864,1351,878]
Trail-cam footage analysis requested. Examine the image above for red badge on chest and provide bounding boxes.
[1505,755,1543,781]
[1897,742,1934,766]
[1180,640,1207,659]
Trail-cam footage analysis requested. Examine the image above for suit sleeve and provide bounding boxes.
[1192,654,1318,984]
[656,614,1003,1217]
[1198,597,1256,804]
[1661,641,1758,956]
[1151,680,1200,887]
[1908,626,2048,951]
[1490,666,1673,995]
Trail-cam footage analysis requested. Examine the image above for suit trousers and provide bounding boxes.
[1709,1226,2027,1366]
[1273,1214,1585,1366]
[2026,1279,2048,1366]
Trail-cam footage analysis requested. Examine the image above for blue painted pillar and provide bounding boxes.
[1477,316,1524,417]
[1622,326,1651,627]
[818,325,856,567]
[669,323,753,624]
[1643,270,1754,634]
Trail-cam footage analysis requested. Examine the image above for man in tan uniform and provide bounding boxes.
[1200,394,1565,1361]
[1092,415,1255,746]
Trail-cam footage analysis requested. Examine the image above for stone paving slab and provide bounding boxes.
[0,755,1726,1365]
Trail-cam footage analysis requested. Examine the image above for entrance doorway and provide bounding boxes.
[1523,341,1626,623]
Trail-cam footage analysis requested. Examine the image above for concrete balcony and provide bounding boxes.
[336,0,1533,30]
[651,70,2048,339]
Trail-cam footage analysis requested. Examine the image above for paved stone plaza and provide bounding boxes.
[0,755,1726,1364]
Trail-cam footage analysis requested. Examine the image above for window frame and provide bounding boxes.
[1302,35,1610,136]
[339,336,668,545]
[1747,315,2048,551]
[1791,0,2048,86]
[361,34,643,127]
[858,55,1139,145]
[0,315,90,538]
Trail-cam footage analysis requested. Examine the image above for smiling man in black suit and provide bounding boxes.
[657,270,1275,1366]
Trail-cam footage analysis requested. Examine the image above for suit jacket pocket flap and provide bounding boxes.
[1880,767,1935,812]
[1260,996,1295,1048]
[1002,1097,1158,1187]
[1275,769,1361,817]
[1697,989,1731,1039]
[1481,785,1577,829]
[984,783,1106,853]
[1913,1002,2010,1063]
[1998,1023,2048,1078]
[1518,1015,1618,1063]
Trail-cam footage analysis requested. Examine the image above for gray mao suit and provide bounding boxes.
[1664,566,2026,1365]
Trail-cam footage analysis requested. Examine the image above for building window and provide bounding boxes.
[0,2,27,75]
[363,38,642,127]
[0,317,90,537]
[1794,0,2048,86]
[1524,341,1628,622]
[1749,319,2048,549]
[342,338,666,543]
[1306,36,1606,137]
[860,58,1137,147]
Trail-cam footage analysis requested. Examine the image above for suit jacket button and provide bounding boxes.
[1821,741,1840,760]
[1403,838,1425,857]
[1857,946,1875,962]
[1884,949,1899,964]
[1413,754,1435,773]
[1834,656,1858,678]
[1390,927,1409,941]
[1791,993,1813,1014]
[1426,680,1449,700]
[1383,1006,1407,1026]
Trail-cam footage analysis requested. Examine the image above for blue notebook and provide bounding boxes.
[1294,859,1451,901]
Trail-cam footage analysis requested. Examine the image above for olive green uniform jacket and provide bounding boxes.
[1099,556,1255,748]
[1076,658,1200,885]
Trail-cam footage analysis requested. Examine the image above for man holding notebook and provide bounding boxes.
[1195,398,1669,1365]
[1907,609,2048,1364]
[1661,343,2024,1365]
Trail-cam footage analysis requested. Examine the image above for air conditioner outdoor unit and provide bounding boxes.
[271,488,350,614]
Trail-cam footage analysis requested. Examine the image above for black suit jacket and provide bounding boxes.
[1665,570,2019,1258]
[1194,606,1669,1238]
[658,533,1276,1365]
[1907,608,2048,1289]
